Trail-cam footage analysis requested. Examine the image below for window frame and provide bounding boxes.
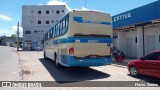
[38,10,41,14]
[46,20,49,24]
[25,31,31,34]
[46,10,49,14]
[56,10,60,14]
[38,20,41,24]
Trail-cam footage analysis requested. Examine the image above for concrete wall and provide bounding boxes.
[126,30,137,58]
[144,26,160,54]
[117,30,137,58]
[22,5,68,48]
[114,25,160,58]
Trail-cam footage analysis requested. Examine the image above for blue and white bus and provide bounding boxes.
[43,10,112,68]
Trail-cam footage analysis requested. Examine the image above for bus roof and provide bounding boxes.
[71,9,110,15]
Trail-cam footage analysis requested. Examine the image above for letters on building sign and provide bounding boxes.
[114,12,132,22]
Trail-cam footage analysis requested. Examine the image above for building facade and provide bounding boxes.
[22,5,68,50]
[112,0,160,58]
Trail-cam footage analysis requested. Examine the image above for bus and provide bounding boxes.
[43,10,112,68]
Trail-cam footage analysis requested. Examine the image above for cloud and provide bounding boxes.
[0,14,13,21]
[0,29,16,36]
[47,0,66,5]
[38,4,43,5]
[47,0,72,11]
[10,25,23,32]
[9,25,23,36]
[0,24,23,37]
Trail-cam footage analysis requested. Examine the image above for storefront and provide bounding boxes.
[112,0,160,58]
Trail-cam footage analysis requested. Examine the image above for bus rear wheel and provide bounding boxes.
[43,51,48,60]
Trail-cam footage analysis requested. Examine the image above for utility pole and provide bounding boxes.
[17,22,20,51]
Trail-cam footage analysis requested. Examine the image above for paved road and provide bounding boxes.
[0,46,21,81]
[18,50,160,83]
[0,46,160,90]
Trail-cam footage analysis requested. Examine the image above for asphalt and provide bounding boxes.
[0,46,21,81]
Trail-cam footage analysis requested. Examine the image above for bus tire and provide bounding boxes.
[54,53,62,69]
[43,51,48,60]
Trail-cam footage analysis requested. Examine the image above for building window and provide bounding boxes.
[46,10,49,14]
[38,10,41,14]
[52,20,54,23]
[31,20,33,23]
[34,30,37,33]
[25,31,31,34]
[38,20,41,24]
[46,20,49,24]
[62,10,64,12]
[135,37,137,43]
[56,10,60,14]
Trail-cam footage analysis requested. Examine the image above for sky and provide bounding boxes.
[0,0,158,36]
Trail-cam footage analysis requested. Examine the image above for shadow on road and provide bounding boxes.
[127,74,160,85]
[39,58,110,83]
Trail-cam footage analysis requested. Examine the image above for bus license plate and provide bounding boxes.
[90,55,97,58]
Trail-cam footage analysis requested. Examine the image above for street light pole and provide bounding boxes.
[17,22,20,51]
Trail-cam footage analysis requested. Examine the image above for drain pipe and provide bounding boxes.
[142,26,145,56]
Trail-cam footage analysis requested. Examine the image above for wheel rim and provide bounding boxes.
[130,67,137,76]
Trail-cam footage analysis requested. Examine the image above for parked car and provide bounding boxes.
[128,50,160,78]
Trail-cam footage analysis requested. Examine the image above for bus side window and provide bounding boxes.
[61,19,64,29]
[53,27,54,37]
[61,21,63,34]
[56,24,58,36]
[59,22,61,35]
[47,32,49,39]
[63,18,65,28]
[62,18,65,34]
[57,23,60,36]
[50,29,52,38]
[59,21,61,35]
[52,28,54,38]
[55,25,57,37]
[54,26,56,37]
[66,15,69,27]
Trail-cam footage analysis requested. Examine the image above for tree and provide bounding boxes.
[11,34,16,38]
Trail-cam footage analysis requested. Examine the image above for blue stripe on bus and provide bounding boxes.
[74,16,111,25]
[53,37,112,44]
[61,55,112,67]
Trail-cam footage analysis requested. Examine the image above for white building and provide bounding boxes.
[112,0,160,58]
[22,5,68,50]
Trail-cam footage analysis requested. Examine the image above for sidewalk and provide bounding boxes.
[112,57,135,66]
